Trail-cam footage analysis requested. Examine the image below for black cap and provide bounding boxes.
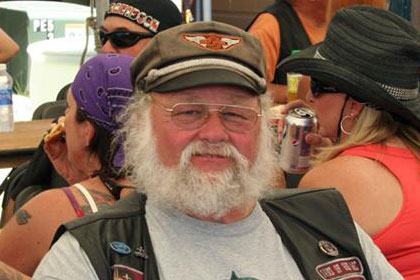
[105,0,182,34]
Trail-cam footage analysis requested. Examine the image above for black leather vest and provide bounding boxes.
[247,0,311,84]
[54,189,373,280]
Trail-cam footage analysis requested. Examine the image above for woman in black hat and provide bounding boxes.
[280,5,420,279]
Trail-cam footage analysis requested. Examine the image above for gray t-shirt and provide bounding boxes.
[33,202,402,280]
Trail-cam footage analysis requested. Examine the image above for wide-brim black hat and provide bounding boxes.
[279,5,420,130]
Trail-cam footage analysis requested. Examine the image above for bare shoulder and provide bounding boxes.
[17,188,71,216]
[300,154,403,236]
[68,180,116,214]
[299,155,384,191]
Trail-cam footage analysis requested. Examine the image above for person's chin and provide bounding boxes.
[190,154,234,172]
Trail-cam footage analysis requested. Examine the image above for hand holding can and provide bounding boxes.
[279,107,317,174]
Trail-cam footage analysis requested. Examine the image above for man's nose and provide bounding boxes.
[196,112,229,143]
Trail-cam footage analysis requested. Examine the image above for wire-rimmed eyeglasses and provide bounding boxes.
[153,100,263,133]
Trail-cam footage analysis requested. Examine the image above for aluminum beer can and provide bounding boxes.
[279,107,317,174]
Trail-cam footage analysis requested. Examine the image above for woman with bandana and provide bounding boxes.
[0,54,135,276]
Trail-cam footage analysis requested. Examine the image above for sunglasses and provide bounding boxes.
[310,78,342,97]
[99,30,154,48]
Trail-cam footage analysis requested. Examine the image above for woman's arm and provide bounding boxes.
[0,28,19,63]
[0,260,30,280]
[0,189,78,276]
[298,156,403,236]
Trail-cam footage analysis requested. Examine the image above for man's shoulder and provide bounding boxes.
[260,188,352,223]
[260,187,341,202]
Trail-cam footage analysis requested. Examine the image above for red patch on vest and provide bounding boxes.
[182,33,242,52]
[112,264,144,280]
[316,257,366,280]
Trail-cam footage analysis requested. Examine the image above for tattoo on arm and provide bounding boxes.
[15,209,32,225]
[80,189,114,215]
[0,260,28,280]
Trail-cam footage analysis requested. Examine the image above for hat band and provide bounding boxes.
[143,58,266,91]
[314,49,419,101]
[105,2,160,33]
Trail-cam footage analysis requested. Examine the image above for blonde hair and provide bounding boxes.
[312,106,420,165]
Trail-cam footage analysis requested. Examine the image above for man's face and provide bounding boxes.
[100,16,153,57]
[150,85,262,173]
[123,85,275,218]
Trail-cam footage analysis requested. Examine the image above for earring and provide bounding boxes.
[340,114,354,135]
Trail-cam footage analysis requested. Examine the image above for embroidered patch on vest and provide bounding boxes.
[110,241,131,255]
[182,33,242,52]
[318,240,339,257]
[113,264,144,280]
[316,257,366,280]
[106,2,160,33]
[134,246,149,259]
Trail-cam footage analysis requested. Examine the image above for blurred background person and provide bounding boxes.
[0,0,182,224]
[280,5,420,279]
[247,0,386,104]
[0,54,136,276]
[0,27,19,63]
[100,0,182,56]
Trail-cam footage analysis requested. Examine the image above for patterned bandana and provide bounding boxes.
[71,53,133,168]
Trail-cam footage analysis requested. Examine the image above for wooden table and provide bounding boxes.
[0,119,54,168]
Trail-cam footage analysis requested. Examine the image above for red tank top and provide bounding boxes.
[340,144,420,279]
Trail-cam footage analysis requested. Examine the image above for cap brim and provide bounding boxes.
[279,44,420,130]
[151,68,263,94]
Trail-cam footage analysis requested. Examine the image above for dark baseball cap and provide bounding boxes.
[131,21,267,95]
[105,0,182,34]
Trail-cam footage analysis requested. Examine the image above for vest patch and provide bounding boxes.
[113,264,144,280]
[182,33,242,52]
[110,241,131,255]
[316,257,366,280]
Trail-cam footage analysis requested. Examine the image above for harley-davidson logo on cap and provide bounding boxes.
[183,34,242,52]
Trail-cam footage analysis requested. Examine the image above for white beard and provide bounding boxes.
[123,100,277,219]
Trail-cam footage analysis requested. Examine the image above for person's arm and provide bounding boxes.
[248,13,280,83]
[0,189,78,276]
[0,260,30,280]
[298,156,403,236]
[248,14,289,104]
[354,223,403,279]
[0,28,19,63]
[33,232,99,280]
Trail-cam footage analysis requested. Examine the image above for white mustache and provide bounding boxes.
[179,141,250,171]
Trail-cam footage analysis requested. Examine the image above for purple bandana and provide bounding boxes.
[71,53,134,168]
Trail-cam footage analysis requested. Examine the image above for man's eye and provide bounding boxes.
[174,110,201,116]
[222,111,246,120]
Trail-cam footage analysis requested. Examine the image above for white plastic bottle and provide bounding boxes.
[0,64,14,132]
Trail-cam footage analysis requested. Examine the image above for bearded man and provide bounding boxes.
[32,21,402,280]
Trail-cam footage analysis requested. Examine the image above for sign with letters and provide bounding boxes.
[33,19,55,39]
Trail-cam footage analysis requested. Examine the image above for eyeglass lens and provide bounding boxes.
[170,103,260,132]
